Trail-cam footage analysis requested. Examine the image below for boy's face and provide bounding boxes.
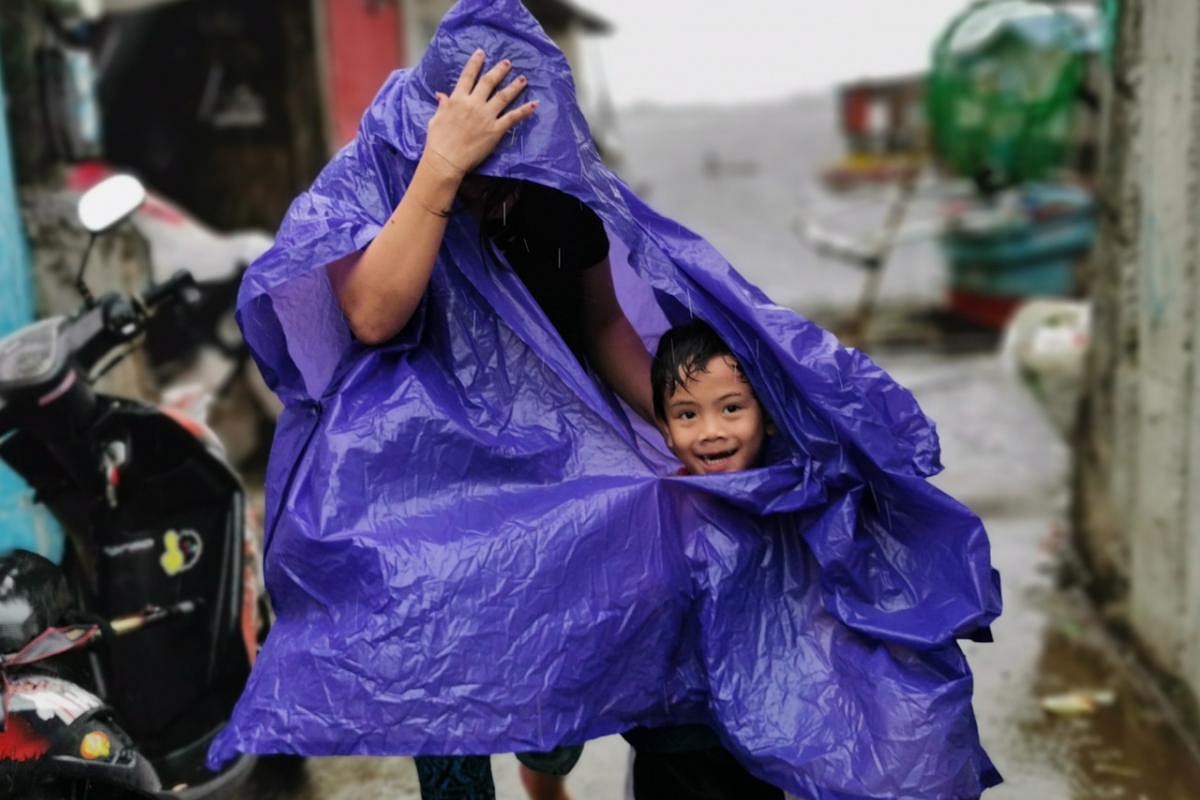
[661,355,767,475]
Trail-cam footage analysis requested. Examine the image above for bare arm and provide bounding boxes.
[327,158,458,344]
[328,49,537,345]
[582,259,654,424]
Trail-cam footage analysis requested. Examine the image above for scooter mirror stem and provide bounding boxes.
[75,233,97,309]
[74,173,146,310]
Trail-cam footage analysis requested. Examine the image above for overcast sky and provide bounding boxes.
[578,0,979,107]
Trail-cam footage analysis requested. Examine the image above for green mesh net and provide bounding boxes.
[926,0,1095,185]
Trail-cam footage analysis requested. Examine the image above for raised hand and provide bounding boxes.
[424,49,538,180]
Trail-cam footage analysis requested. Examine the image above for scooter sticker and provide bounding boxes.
[102,537,155,557]
[6,676,103,725]
[160,529,203,576]
[80,731,112,760]
[0,715,49,759]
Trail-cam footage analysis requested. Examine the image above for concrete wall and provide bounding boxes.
[1077,0,1200,698]
[1074,1,1138,599]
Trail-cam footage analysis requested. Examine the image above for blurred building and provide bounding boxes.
[1,0,613,232]
[1076,0,1200,721]
[821,74,925,190]
[837,75,926,156]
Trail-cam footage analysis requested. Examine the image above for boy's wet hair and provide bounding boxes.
[651,321,745,421]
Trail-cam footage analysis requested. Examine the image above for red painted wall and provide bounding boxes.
[324,0,406,147]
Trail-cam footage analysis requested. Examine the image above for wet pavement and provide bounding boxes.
[893,354,1200,800]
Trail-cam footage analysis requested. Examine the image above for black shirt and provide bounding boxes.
[481,182,609,359]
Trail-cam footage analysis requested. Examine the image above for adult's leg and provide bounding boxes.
[517,766,569,800]
[515,745,583,800]
[414,755,496,800]
[631,748,782,800]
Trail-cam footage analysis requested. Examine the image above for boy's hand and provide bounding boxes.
[423,49,538,180]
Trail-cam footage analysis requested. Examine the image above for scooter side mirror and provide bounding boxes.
[77,174,146,234]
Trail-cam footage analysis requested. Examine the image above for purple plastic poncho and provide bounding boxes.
[209,2,1002,797]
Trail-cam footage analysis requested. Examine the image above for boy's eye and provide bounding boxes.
[675,410,696,421]
[723,404,742,414]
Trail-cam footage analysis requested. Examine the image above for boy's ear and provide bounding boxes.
[657,419,676,448]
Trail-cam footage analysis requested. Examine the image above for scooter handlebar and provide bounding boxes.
[141,270,198,313]
[66,271,197,373]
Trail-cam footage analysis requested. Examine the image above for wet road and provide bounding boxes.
[899,354,1200,800]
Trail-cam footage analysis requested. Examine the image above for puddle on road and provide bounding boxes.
[1013,595,1200,800]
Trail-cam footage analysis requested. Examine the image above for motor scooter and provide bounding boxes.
[63,161,280,466]
[0,174,260,798]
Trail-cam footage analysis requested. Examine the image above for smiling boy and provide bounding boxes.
[653,321,769,475]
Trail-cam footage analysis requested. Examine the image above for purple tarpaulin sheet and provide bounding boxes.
[209,2,1002,797]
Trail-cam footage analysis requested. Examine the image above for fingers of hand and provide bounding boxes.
[453,49,486,95]
[473,58,513,98]
[498,100,539,131]
[488,74,528,112]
